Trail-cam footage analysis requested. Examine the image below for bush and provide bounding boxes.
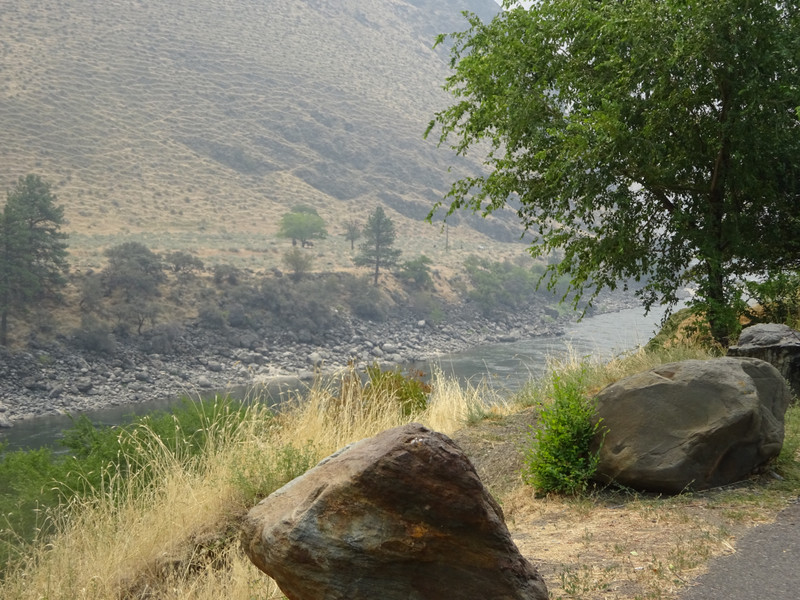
[343,274,387,321]
[522,370,605,495]
[164,250,204,275]
[745,271,800,328]
[398,255,433,289]
[253,278,336,333]
[463,255,542,315]
[365,363,431,416]
[71,315,117,354]
[198,304,227,330]
[212,263,241,286]
[0,398,253,573]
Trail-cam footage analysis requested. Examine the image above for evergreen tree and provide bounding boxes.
[0,175,69,345]
[354,206,401,285]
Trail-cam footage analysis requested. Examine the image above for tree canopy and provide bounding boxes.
[354,206,402,285]
[427,0,800,344]
[0,175,69,345]
[278,209,327,247]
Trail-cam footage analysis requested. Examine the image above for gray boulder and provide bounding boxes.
[593,357,791,493]
[728,323,800,399]
[241,423,548,600]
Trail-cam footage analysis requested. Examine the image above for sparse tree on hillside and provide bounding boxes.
[344,219,361,251]
[428,0,800,345]
[354,206,402,286]
[278,207,327,247]
[0,175,69,345]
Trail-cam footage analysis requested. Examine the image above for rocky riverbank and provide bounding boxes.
[0,295,638,428]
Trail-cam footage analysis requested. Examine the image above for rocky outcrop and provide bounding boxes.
[728,323,800,399]
[592,357,791,494]
[241,423,549,600]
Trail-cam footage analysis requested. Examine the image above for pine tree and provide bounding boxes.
[0,175,69,345]
[354,206,401,285]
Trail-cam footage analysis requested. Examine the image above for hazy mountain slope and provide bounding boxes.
[0,0,509,265]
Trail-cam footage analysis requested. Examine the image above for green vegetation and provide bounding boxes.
[0,398,251,571]
[0,175,69,345]
[100,241,166,335]
[522,369,604,495]
[398,254,433,290]
[277,206,327,247]
[364,363,431,416]
[164,250,204,276]
[463,255,565,316]
[282,246,314,281]
[428,0,800,346]
[0,340,798,599]
[354,206,402,285]
[745,271,800,329]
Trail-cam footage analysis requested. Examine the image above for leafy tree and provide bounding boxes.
[278,207,327,247]
[428,1,800,345]
[354,206,402,285]
[102,242,164,335]
[102,242,164,301]
[164,250,204,275]
[0,175,68,345]
[343,219,361,251]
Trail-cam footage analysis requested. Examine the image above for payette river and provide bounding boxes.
[1,304,672,453]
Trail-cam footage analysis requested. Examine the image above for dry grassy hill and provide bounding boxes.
[0,0,523,275]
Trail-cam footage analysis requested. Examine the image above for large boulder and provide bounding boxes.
[728,323,800,399]
[593,357,791,493]
[241,423,548,600]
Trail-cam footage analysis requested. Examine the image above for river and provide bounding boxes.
[429,304,671,392]
[0,304,670,453]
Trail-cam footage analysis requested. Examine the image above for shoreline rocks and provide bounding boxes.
[0,292,640,428]
[0,304,568,427]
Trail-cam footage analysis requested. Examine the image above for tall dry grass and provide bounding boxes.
[0,364,498,600]
[0,343,758,600]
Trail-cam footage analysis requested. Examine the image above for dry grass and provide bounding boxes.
[1,350,798,600]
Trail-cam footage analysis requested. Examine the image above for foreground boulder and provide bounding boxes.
[241,423,548,600]
[728,323,800,399]
[593,357,791,493]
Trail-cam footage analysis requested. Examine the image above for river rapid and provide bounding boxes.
[0,304,669,453]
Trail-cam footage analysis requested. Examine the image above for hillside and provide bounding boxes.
[0,0,517,273]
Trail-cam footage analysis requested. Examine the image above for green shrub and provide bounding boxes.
[71,315,117,354]
[745,270,800,328]
[232,441,318,504]
[522,370,605,495]
[365,363,431,416]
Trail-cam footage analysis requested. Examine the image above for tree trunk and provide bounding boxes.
[704,257,731,347]
[0,307,7,346]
